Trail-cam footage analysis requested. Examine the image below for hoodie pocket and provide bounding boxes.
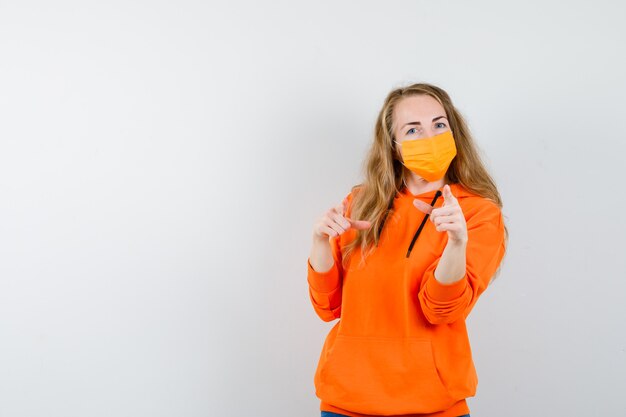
[317,335,456,415]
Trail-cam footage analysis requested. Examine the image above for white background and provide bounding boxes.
[1,1,625,416]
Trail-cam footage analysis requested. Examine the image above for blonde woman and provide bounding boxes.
[308,82,508,417]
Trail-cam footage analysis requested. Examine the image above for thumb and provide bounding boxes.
[413,199,433,214]
[334,201,346,216]
[336,196,350,216]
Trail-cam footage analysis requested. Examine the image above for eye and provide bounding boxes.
[407,127,417,135]
[435,122,447,128]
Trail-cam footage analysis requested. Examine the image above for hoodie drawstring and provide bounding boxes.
[406,190,442,258]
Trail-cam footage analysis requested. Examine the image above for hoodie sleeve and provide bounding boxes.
[417,200,506,325]
[307,191,354,322]
[307,233,344,322]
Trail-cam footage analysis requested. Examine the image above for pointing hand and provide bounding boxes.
[429,184,468,244]
[313,197,372,241]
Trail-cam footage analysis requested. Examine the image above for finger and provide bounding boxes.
[321,225,338,238]
[348,218,372,230]
[430,206,457,221]
[434,223,461,232]
[442,184,458,206]
[334,201,346,216]
[412,199,433,214]
[342,197,349,212]
[433,214,459,227]
[431,206,457,216]
[329,211,351,230]
[327,220,347,236]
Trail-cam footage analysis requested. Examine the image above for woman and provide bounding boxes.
[307,82,508,417]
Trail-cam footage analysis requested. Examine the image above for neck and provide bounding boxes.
[404,172,446,195]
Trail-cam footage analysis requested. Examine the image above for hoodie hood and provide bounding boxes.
[398,182,474,201]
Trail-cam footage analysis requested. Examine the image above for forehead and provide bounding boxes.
[393,94,445,125]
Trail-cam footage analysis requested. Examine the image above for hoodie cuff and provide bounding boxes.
[307,257,341,293]
[426,272,468,301]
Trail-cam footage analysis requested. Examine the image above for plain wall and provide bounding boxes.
[1,1,625,416]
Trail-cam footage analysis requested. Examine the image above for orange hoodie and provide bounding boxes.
[307,183,507,417]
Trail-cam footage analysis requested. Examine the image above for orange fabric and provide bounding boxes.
[307,183,506,416]
[398,130,457,182]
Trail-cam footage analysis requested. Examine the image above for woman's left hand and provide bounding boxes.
[430,184,468,244]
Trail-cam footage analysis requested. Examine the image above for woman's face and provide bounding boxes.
[392,94,450,146]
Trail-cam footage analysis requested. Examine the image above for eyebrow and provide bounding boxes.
[401,116,448,129]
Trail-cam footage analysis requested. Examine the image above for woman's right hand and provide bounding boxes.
[312,197,372,242]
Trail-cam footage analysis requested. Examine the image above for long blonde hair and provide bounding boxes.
[342,82,509,281]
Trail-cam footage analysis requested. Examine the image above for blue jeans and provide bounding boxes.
[321,412,470,417]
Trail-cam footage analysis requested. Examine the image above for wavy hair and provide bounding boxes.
[341,82,509,283]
